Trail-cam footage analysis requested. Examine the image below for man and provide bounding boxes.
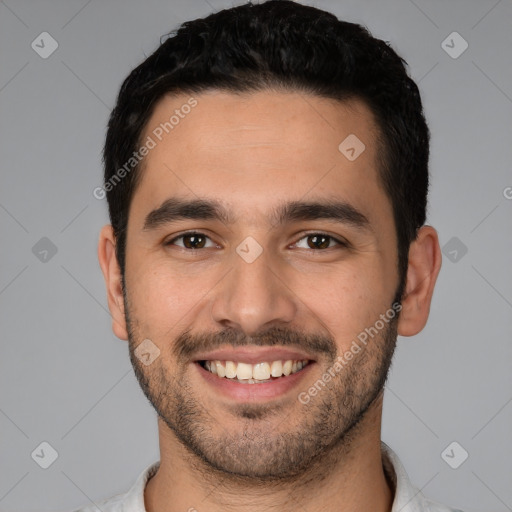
[78,0,462,510]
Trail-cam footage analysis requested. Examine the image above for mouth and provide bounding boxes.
[198,358,312,384]
[193,349,316,402]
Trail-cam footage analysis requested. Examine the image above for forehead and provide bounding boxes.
[142,89,379,167]
[132,89,390,229]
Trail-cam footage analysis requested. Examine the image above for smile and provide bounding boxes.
[200,359,311,384]
[195,357,315,401]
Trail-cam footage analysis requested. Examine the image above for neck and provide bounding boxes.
[145,397,393,512]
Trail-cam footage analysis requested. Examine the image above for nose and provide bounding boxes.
[210,246,297,335]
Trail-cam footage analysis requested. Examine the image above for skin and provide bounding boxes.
[98,90,441,512]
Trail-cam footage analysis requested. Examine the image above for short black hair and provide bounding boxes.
[103,0,430,295]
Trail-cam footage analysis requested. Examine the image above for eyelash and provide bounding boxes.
[165,231,348,251]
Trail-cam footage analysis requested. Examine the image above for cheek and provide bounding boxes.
[293,262,390,349]
[127,263,215,335]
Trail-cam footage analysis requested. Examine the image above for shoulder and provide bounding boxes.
[420,495,465,512]
[68,461,160,512]
[69,491,130,512]
[382,442,465,512]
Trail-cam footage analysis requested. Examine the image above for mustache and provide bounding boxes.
[172,325,337,364]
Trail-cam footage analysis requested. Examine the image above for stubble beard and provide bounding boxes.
[124,287,399,482]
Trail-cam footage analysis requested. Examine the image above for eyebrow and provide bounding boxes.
[142,197,371,232]
[143,198,234,230]
[273,200,370,231]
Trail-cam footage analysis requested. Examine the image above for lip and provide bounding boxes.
[192,346,317,364]
[195,359,316,401]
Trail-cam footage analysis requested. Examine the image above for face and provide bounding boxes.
[120,90,403,479]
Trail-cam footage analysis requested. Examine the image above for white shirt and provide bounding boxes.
[72,443,463,512]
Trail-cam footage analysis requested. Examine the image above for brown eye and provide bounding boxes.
[306,234,330,249]
[295,233,346,250]
[182,234,206,249]
[167,232,215,249]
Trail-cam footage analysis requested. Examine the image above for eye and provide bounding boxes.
[166,232,217,250]
[294,233,347,250]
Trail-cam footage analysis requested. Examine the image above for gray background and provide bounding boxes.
[0,0,511,511]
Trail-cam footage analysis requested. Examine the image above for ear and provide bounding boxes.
[397,225,442,337]
[97,224,129,341]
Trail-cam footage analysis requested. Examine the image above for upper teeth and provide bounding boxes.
[203,359,309,380]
